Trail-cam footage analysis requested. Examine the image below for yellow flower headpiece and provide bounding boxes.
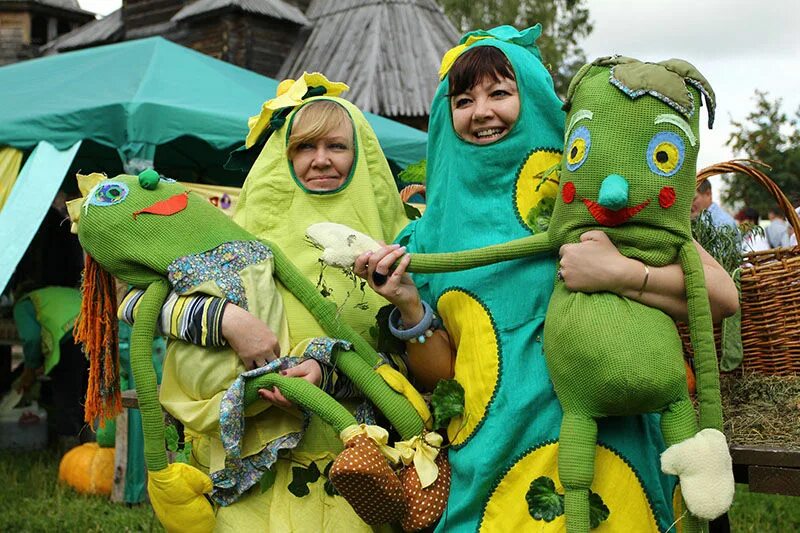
[65,172,106,233]
[438,35,491,80]
[245,72,350,148]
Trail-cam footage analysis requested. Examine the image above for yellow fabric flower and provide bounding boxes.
[395,431,444,488]
[375,364,432,429]
[340,424,402,465]
[246,73,350,148]
[438,36,491,80]
[66,172,107,232]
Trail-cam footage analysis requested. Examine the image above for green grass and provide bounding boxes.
[0,447,798,531]
[727,484,800,532]
[0,447,163,532]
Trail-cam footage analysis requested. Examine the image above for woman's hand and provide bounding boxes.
[559,230,738,322]
[558,230,639,293]
[258,359,322,408]
[221,303,281,369]
[355,244,425,326]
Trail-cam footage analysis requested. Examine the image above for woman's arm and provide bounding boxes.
[356,246,455,391]
[120,288,282,369]
[558,231,739,322]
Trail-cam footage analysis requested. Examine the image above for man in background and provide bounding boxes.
[765,208,790,248]
[691,180,737,229]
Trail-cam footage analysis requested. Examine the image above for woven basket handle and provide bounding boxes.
[400,184,426,203]
[696,159,800,237]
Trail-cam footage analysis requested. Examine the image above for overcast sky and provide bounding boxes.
[80,0,798,203]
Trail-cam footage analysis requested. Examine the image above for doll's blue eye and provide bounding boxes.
[90,182,129,206]
[647,131,685,177]
[565,126,591,171]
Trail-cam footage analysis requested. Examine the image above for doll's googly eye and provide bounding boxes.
[89,182,129,206]
[647,131,685,177]
[565,126,591,171]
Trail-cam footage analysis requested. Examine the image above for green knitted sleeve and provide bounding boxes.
[406,233,554,273]
[263,239,424,439]
[130,279,171,472]
[244,374,357,434]
[679,242,723,431]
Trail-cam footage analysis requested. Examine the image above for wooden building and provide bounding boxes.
[44,0,311,79]
[42,0,458,127]
[0,0,94,65]
[279,0,458,129]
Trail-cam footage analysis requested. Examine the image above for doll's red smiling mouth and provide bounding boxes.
[133,192,189,219]
[582,198,650,227]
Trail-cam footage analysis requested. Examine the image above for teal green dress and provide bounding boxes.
[397,26,676,532]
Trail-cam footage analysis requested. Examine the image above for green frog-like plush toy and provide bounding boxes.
[67,172,446,532]
[314,57,734,533]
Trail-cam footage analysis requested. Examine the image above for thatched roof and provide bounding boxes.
[172,0,309,26]
[278,0,458,117]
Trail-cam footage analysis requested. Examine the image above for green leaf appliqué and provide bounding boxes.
[588,490,610,529]
[323,460,339,497]
[430,379,465,429]
[260,467,277,493]
[526,476,564,522]
[288,462,322,498]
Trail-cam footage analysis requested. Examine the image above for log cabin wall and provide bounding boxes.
[178,14,303,79]
[0,12,30,65]
[244,17,303,78]
[123,0,185,33]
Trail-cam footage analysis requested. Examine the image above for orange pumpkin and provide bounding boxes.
[58,442,115,495]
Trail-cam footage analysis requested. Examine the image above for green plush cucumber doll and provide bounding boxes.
[313,57,734,533]
[67,172,445,532]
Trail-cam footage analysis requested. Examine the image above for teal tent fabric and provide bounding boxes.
[0,141,81,293]
[0,37,426,169]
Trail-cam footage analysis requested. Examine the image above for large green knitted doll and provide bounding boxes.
[67,172,446,532]
[314,57,734,532]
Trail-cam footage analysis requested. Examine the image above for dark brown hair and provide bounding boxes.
[448,46,515,96]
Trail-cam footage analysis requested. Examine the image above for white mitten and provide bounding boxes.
[306,222,381,268]
[661,428,734,520]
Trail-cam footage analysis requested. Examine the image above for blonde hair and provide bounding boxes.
[287,100,353,159]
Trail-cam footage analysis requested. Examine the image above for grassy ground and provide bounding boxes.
[0,447,162,532]
[0,447,798,531]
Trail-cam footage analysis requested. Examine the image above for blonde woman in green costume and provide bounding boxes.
[126,76,415,531]
[356,27,737,532]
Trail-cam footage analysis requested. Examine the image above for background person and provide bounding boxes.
[691,180,737,230]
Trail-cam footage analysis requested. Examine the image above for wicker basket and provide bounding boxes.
[694,160,800,376]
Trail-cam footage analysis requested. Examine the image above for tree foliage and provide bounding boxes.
[725,91,800,214]
[438,0,594,98]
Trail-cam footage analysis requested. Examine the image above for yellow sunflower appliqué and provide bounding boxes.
[437,290,500,446]
[514,149,562,233]
[480,443,659,532]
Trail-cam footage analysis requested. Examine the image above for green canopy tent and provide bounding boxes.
[0,36,428,292]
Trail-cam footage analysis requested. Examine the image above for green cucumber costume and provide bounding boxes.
[68,171,430,532]
[235,84,411,349]
[393,27,691,532]
[400,52,733,532]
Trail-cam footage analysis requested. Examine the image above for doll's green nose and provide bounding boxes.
[138,169,160,190]
[598,174,629,210]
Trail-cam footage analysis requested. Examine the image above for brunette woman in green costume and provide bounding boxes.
[357,26,737,532]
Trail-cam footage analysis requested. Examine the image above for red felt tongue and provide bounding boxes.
[133,192,189,219]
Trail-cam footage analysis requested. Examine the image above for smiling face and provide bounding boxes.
[450,76,520,145]
[549,59,712,262]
